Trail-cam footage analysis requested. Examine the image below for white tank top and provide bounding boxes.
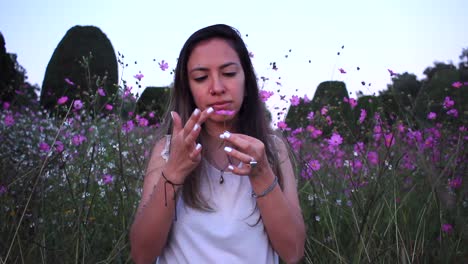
[157,137,278,263]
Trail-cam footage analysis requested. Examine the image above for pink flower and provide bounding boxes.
[277,121,290,131]
[138,117,149,127]
[367,151,379,165]
[443,96,454,109]
[384,133,395,148]
[348,98,357,109]
[0,185,7,195]
[359,109,367,124]
[448,177,462,189]
[103,174,114,184]
[442,223,453,234]
[338,68,346,74]
[452,81,462,88]
[54,141,64,152]
[39,142,50,152]
[259,90,274,102]
[447,109,458,117]
[64,78,75,86]
[290,95,300,106]
[122,120,135,133]
[57,96,68,105]
[303,94,310,103]
[320,107,328,116]
[134,73,144,81]
[306,125,322,138]
[328,133,343,147]
[72,134,87,146]
[3,102,10,110]
[4,114,14,126]
[105,104,113,111]
[123,86,133,98]
[308,160,321,171]
[73,100,83,110]
[149,112,155,118]
[158,60,169,71]
[427,112,436,120]
[307,111,314,120]
[97,88,106,96]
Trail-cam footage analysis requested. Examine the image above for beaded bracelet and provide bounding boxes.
[252,176,278,198]
[161,171,183,221]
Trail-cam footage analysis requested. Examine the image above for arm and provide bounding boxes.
[223,134,306,263]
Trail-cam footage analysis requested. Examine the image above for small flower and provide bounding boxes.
[290,95,300,106]
[158,60,169,71]
[54,141,64,152]
[4,114,14,126]
[39,142,50,152]
[103,174,114,184]
[308,160,321,171]
[64,78,75,86]
[3,102,10,110]
[448,177,462,189]
[105,104,113,111]
[259,90,274,102]
[384,133,395,148]
[447,109,458,117]
[443,96,454,109]
[138,117,149,127]
[328,133,343,147]
[277,121,290,131]
[427,112,437,120]
[442,223,453,234]
[134,73,144,81]
[307,111,314,120]
[122,120,135,133]
[359,109,367,124]
[97,88,106,96]
[338,68,346,74]
[321,107,328,116]
[0,185,7,195]
[303,94,310,103]
[348,98,357,109]
[57,96,68,105]
[388,69,397,76]
[72,134,87,146]
[306,125,322,138]
[452,81,462,88]
[73,100,83,110]
[367,151,379,165]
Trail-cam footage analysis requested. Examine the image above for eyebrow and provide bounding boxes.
[189,62,239,73]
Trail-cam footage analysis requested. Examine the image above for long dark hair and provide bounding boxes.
[157,24,287,210]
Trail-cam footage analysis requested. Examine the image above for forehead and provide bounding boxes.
[188,38,241,68]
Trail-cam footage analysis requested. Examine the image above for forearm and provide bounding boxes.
[250,172,306,263]
[130,173,180,263]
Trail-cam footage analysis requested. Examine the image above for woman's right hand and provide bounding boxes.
[163,107,213,182]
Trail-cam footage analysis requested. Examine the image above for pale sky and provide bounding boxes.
[1,0,467,119]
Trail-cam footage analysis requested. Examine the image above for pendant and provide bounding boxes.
[219,170,224,184]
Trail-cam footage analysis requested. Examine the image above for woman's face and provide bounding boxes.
[187,38,245,123]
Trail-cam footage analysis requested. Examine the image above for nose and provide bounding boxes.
[209,75,225,95]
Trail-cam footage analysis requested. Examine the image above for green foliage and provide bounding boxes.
[40,25,118,116]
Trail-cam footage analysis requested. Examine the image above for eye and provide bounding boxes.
[223,72,237,77]
[193,76,207,82]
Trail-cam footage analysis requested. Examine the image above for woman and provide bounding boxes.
[130,24,305,264]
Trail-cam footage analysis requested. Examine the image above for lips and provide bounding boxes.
[210,101,232,110]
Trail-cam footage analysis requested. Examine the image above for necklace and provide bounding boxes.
[206,154,233,184]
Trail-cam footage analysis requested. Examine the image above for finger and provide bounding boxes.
[188,143,202,162]
[220,132,252,154]
[184,107,214,145]
[171,111,183,135]
[183,108,202,137]
[223,146,254,165]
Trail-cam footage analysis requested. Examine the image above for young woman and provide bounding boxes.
[130,24,305,264]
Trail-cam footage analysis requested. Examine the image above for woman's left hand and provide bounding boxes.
[220,131,270,177]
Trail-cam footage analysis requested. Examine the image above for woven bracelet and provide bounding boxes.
[252,176,278,198]
[161,171,183,221]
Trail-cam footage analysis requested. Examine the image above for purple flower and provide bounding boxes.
[122,120,135,133]
[427,112,436,120]
[307,111,315,120]
[134,73,144,81]
[54,141,64,153]
[103,174,114,184]
[328,133,343,147]
[359,109,367,124]
[105,104,113,111]
[442,223,453,234]
[58,96,68,105]
[306,125,322,138]
[73,100,83,110]
[158,60,169,71]
[384,133,395,148]
[443,96,454,109]
[448,177,462,189]
[138,117,149,127]
[290,95,300,106]
[259,90,274,102]
[452,81,462,88]
[277,121,290,131]
[65,78,75,86]
[447,109,458,117]
[97,88,106,96]
[0,185,7,195]
[39,142,50,152]
[72,134,87,146]
[308,160,321,171]
[367,151,379,165]
[3,102,10,110]
[303,94,310,103]
[4,114,14,126]
[320,107,328,116]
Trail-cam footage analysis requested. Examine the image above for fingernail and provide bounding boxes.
[195,143,202,150]
[223,131,231,139]
[193,124,200,131]
[224,146,232,152]
[227,165,234,171]
[207,107,214,114]
[170,111,175,120]
[193,108,200,116]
